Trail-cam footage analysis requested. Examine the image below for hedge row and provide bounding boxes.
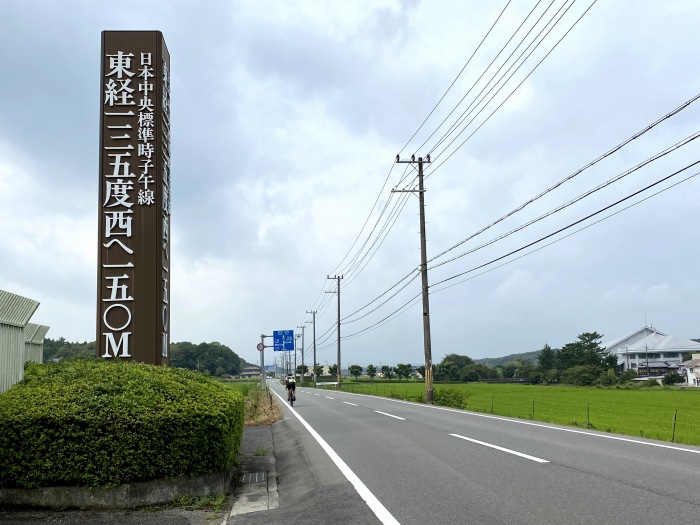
[0,360,244,489]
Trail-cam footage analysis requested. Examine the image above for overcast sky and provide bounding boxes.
[1,0,699,369]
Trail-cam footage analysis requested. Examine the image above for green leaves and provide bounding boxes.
[0,360,244,489]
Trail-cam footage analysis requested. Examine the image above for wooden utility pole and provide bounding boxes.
[297,324,305,382]
[326,275,343,390]
[393,154,433,403]
[307,310,317,385]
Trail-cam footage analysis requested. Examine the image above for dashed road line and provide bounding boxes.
[450,433,549,463]
[375,410,405,421]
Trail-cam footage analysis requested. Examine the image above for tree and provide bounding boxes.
[366,364,377,380]
[542,368,560,383]
[349,364,363,379]
[538,344,556,371]
[435,362,460,382]
[395,363,412,381]
[556,332,607,370]
[440,354,473,369]
[560,365,599,386]
[460,364,496,382]
[296,365,309,377]
[43,338,96,361]
[170,341,242,376]
[314,363,324,377]
[328,364,338,377]
[381,365,395,380]
[663,372,685,385]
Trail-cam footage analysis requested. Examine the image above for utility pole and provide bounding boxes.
[294,334,299,381]
[326,275,343,390]
[297,324,306,383]
[394,154,433,403]
[307,310,317,386]
[260,334,270,388]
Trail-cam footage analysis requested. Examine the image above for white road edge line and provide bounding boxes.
[344,402,358,406]
[271,388,401,525]
[450,433,549,463]
[375,410,405,421]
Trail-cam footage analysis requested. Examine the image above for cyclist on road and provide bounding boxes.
[285,376,296,402]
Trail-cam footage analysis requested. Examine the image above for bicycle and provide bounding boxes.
[287,387,295,406]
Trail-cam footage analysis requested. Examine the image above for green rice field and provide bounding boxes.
[334,382,700,446]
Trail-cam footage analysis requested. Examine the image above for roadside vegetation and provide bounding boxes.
[224,382,283,426]
[338,381,700,445]
[0,360,244,489]
[42,338,248,378]
[329,332,700,446]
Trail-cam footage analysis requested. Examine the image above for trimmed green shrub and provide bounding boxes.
[434,387,468,409]
[0,360,244,489]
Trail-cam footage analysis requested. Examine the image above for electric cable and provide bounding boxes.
[428,131,700,270]
[425,0,598,176]
[430,168,700,295]
[431,159,700,288]
[426,92,700,265]
[401,0,514,156]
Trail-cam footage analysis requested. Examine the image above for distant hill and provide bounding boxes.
[474,350,541,368]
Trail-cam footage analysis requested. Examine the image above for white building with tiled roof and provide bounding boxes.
[602,327,700,376]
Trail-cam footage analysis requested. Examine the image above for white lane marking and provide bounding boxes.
[271,388,400,525]
[333,390,700,456]
[325,396,335,400]
[314,394,321,396]
[450,433,549,463]
[343,402,358,406]
[375,410,405,421]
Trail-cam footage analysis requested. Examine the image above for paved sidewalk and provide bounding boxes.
[228,424,279,517]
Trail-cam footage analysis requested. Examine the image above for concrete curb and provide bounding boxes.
[0,466,237,510]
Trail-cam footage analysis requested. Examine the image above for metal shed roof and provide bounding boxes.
[24,322,50,344]
[0,289,39,328]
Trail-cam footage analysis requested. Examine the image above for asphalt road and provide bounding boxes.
[271,381,700,525]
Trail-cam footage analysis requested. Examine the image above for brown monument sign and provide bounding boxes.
[96,31,171,364]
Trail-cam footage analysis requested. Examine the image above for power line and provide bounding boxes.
[430,169,700,295]
[427,0,575,157]
[428,130,700,270]
[334,163,700,343]
[426,92,700,265]
[431,159,700,287]
[401,0,514,156]
[414,0,548,155]
[425,0,598,177]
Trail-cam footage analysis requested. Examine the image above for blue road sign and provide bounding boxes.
[273,330,295,351]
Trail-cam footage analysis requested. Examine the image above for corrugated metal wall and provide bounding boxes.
[24,323,49,365]
[0,324,25,393]
[0,290,41,394]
